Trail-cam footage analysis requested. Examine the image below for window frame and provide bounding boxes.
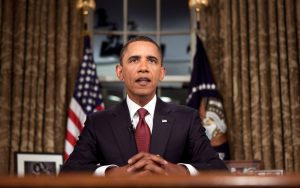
[88,0,197,105]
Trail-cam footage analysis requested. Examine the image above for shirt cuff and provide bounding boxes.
[94,165,118,176]
[178,163,199,176]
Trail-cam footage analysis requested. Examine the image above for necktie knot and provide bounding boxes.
[138,108,148,119]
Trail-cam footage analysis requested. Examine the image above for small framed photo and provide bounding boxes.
[224,160,262,174]
[15,152,63,176]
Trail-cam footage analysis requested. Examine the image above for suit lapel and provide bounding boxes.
[110,100,137,163]
[150,98,174,156]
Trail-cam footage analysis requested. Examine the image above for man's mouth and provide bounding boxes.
[136,77,151,85]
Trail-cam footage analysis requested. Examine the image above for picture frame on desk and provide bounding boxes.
[15,152,63,177]
[224,160,262,174]
[255,169,284,176]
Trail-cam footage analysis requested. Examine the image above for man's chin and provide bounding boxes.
[134,91,155,98]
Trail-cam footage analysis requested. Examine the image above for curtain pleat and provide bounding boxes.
[44,0,56,152]
[239,0,252,160]
[295,0,300,172]
[248,0,262,161]
[20,0,35,153]
[258,0,273,169]
[231,0,244,160]
[268,0,284,170]
[277,0,294,171]
[220,0,234,158]
[286,0,300,172]
[54,0,69,153]
[0,0,14,174]
[28,0,42,153]
[35,0,47,153]
[10,0,27,172]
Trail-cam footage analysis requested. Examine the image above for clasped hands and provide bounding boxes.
[106,152,189,177]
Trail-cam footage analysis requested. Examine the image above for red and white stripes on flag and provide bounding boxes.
[64,35,104,160]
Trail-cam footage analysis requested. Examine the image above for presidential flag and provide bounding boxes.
[64,35,105,160]
[187,34,230,160]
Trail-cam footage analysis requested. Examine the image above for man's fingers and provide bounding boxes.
[128,153,168,165]
[106,165,134,177]
[128,160,167,175]
[128,152,149,165]
[150,154,168,166]
[161,163,189,176]
[127,157,153,172]
[144,163,168,175]
[133,170,153,177]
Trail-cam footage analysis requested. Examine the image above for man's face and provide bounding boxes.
[115,41,166,103]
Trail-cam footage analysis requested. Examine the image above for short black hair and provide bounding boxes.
[119,35,163,65]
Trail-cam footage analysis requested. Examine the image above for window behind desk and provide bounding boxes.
[90,0,194,108]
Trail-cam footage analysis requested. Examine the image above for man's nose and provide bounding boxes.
[139,60,148,72]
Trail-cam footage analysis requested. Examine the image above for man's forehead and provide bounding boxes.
[126,41,160,55]
[127,40,157,48]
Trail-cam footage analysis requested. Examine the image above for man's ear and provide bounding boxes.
[159,67,166,81]
[115,64,124,81]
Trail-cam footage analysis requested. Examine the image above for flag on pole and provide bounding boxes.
[64,35,105,160]
[187,34,230,160]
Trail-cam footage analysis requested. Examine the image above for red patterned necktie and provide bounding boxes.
[135,108,151,152]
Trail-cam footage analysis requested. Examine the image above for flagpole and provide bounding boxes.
[188,0,209,33]
[188,0,209,74]
[76,0,96,36]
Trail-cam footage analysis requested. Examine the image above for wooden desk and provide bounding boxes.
[0,173,300,188]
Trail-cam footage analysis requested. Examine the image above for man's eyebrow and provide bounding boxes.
[128,55,141,60]
[146,56,159,60]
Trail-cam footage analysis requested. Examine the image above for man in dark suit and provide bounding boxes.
[61,36,227,176]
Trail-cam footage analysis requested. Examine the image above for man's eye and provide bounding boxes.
[148,58,157,64]
[129,58,138,63]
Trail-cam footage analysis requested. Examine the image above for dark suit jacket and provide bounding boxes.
[61,98,227,173]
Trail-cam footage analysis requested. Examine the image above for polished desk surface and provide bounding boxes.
[1,173,300,188]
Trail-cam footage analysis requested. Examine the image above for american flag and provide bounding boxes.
[64,35,104,160]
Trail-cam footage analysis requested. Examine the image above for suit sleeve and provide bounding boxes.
[60,116,101,173]
[187,110,228,171]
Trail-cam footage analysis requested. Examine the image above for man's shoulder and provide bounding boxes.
[89,101,125,119]
[170,103,197,113]
[158,98,197,114]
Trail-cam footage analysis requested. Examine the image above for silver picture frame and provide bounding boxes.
[15,152,63,176]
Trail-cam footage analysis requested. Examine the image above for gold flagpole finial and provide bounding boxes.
[189,0,209,30]
[77,0,96,33]
[189,0,208,12]
[77,0,96,16]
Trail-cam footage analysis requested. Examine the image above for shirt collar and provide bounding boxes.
[126,95,157,119]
